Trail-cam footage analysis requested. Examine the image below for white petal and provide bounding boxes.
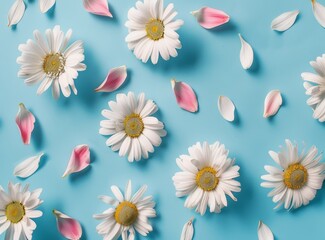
[14,153,44,178]
[180,217,194,240]
[239,34,254,70]
[263,90,283,118]
[271,10,299,32]
[312,1,325,28]
[39,0,56,13]
[218,96,235,122]
[257,221,274,240]
[8,0,25,27]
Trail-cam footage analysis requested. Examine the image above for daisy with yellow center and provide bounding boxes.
[301,54,325,122]
[99,92,166,162]
[93,180,156,240]
[17,25,86,99]
[0,182,43,239]
[172,141,241,215]
[125,0,184,64]
[261,139,325,209]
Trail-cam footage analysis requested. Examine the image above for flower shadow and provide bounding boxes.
[143,25,204,73]
[32,113,44,150]
[74,46,102,108]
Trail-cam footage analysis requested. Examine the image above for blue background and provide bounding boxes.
[1,0,325,239]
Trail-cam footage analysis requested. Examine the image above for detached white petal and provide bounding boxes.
[39,0,56,13]
[257,221,274,240]
[218,96,235,122]
[271,10,299,32]
[62,144,91,177]
[239,34,254,70]
[180,217,194,240]
[16,103,36,145]
[312,0,325,28]
[14,153,44,178]
[263,90,282,118]
[8,0,25,27]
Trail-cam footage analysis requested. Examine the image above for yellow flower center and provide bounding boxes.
[5,202,25,223]
[114,201,138,226]
[124,113,144,138]
[43,53,65,78]
[196,167,219,191]
[146,19,165,41]
[283,164,308,190]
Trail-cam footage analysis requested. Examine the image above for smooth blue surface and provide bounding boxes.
[1,0,325,239]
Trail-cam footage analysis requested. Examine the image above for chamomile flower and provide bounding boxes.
[172,141,241,215]
[93,180,156,240]
[99,92,166,162]
[17,25,86,99]
[301,54,325,122]
[125,0,183,64]
[261,139,325,209]
[0,182,43,239]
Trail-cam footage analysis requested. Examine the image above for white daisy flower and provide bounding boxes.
[172,141,241,215]
[0,182,43,239]
[261,139,325,209]
[99,92,166,162]
[301,54,325,122]
[125,0,184,64]
[17,25,86,99]
[93,180,156,240]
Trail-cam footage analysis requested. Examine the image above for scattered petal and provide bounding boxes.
[14,153,44,178]
[218,96,235,122]
[312,0,325,28]
[191,7,230,29]
[95,65,127,92]
[257,221,274,240]
[180,217,194,240]
[39,0,56,13]
[271,10,299,32]
[263,90,283,118]
[171,79,198,113]
[8,0,25,27]
[15,103,36,145]
[239,34,254,70]
[53,210,82,240]
[62,144,91,177]
[83,0,113,17]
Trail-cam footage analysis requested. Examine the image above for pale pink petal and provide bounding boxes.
[15,103,35,145]
[263,90,283,118]
[53,210,82,240]
[62,144,91,177]
[83,0,113,17]
[171,79,198,113]
[191,7,230,29]
[95,65,127,92]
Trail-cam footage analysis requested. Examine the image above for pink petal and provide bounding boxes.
[171,79,198,113]
[15,103,35,145]
[191,7,230,29]
[53,210,82,240]
[263,90,283,118]
[83,0,112,17]
[95,65,127,92]
[62,144,91,177]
